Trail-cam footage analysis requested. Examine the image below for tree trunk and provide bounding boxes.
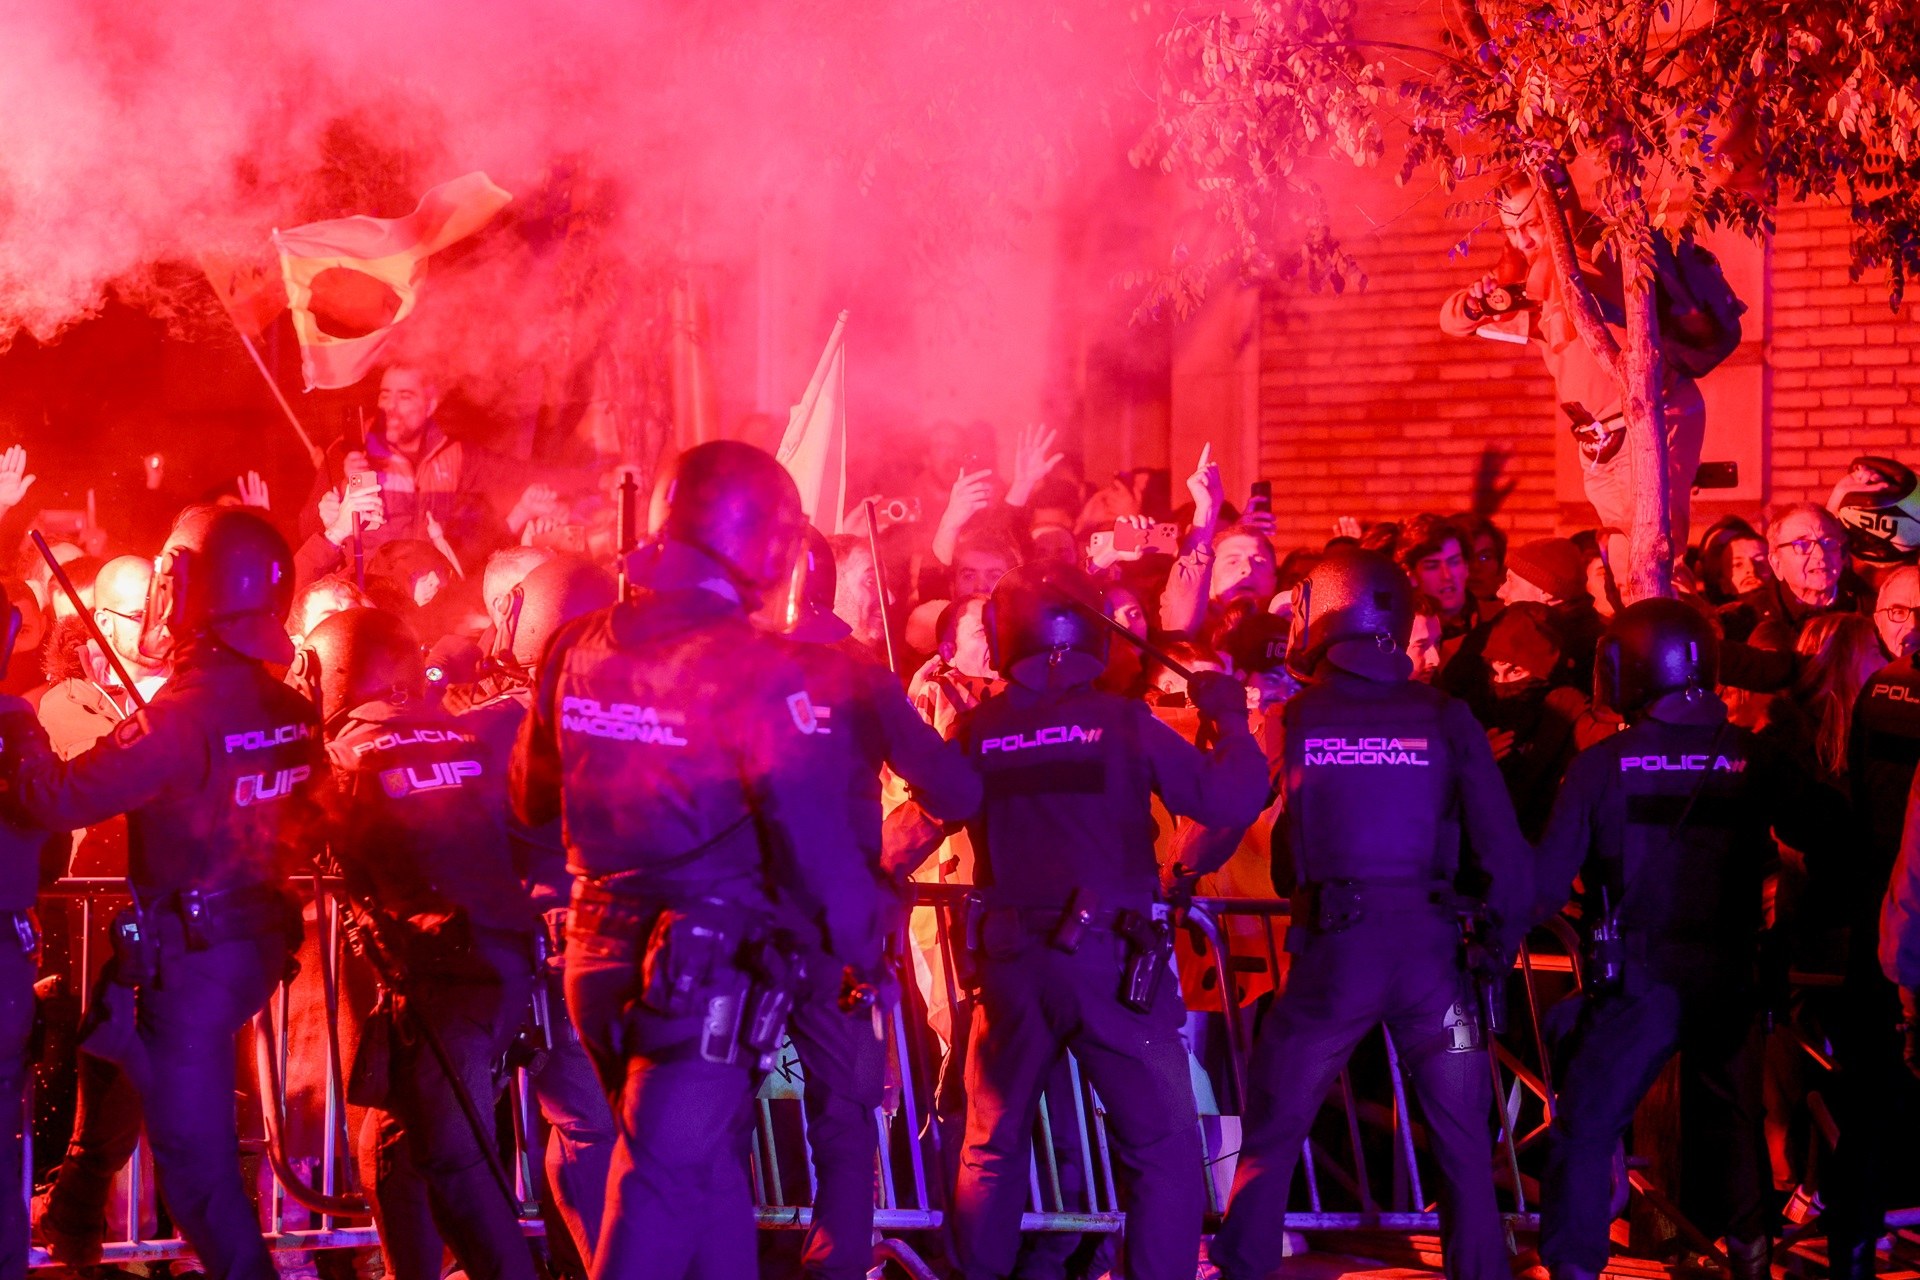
[1617,225,1674,600]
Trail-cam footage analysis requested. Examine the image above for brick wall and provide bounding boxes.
[1257,197,1920,553]
[1258,193,1560,554]
[1768,203,1920,504]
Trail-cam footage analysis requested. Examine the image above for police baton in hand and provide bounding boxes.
[32,530,148,712]
[1047,584,1194,682]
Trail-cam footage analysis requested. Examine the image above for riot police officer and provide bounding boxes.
[1823,572,1920,1280]
[0,584,45,1280]
[1211,549,1530,1280]
[13,508,322,1280]
[296,606,538,1280]
[1532,599,1826,1280]
[458,555,620,1273]
[511,440,858,1280]
[940,561,1267,1280]
[761,528,981,1280]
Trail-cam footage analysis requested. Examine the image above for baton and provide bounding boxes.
[862,499,899,674]
[1054,588,1195,683]
[31,531,148,712]
[615,470,640,602]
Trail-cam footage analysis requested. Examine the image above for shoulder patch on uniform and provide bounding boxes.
[113,711,151,747]
[786,691,818,735]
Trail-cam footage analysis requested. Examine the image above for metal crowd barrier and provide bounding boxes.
[18,877,1905,1274]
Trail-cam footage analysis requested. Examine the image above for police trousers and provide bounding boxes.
[1823,953,1920,1277]
[787,961,887,1280]
[43,931,287,1280]
[357,929,536,1280]
[953,936,1201,1280]
[1212,914,1507,1280]
[1539,980,1767,1274]
[0,943,35,1280]
[528,964,617,1269]
[566,919,758,1280]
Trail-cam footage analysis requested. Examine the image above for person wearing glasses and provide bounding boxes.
[36,555,172,765]
[1722,503,1865,651]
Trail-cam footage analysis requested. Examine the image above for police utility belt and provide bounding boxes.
[110,884,298,989]
[962,887,1177,1015]
[569,879,804,1071]
[1288,877,1461,946]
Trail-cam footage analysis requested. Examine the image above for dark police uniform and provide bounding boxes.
[0,700,45,1280]
[1211,665,1530,1280]
[15,648,321,1280]
[512,586,856,1280]
[327,700,538,1280]
[1532,691,1824,1280]
[1825,655,1920,1278]
[465,688,617,1272]
[949,681,1267,1280]
[785,620,981,1280]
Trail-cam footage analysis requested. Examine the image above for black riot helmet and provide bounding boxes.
[648,441,807,597]
[291,607,425,729]
[496,556,617,677]
[1286,548,1413,679]
[142,507,295,665]
[757,526,839,633]
[984,561,1110,689]
[1595,597,1719,720]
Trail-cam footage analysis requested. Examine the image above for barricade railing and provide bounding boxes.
[21,877,1912,1274]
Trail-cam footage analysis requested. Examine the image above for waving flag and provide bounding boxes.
[777,311,849,533]
[274,172,511,390]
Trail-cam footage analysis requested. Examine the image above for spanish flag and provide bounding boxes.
[274,172,511,390]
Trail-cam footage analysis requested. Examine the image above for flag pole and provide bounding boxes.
[200,266,324,467]
[862,498,897,674]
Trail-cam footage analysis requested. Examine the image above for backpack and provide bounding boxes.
[1653,235,1747,380]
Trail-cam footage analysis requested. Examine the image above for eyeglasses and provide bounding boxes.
[1878,604,1917,625]
[101,608,145,625]
[1772,537,1845,559]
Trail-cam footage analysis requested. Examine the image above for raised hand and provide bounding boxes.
[237,471,270,511]
[1005,423,1065,508]
[1184,443,1222,531]
[0,446,36,511]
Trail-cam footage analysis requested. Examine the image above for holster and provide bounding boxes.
[639,898,750,1019]
[741,933,807,1064]
[1115,908,1174,1013]
[1287,880,1366,947]
[108,907,159,989]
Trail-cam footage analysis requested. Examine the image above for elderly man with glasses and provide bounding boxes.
[1721,503,1866,651]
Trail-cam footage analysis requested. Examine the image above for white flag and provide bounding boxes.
[777,311,849,534]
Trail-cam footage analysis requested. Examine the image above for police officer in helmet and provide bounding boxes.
[12,508,322,1278]
[922,560,1265,1280]
[0,584,46,1277]
[456,554,620,1274]
[296,606,539,1280]
[512,440,859,1279]
[1533,598,1827,1280]
[1211,548,1530,1280]
[757,527,981,1280]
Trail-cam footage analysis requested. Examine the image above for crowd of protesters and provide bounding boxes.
[0,357,1918,1280]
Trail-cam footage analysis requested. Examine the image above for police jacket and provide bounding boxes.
[328,700,534,936]
[10,645,324,901]
[511,585,859,956]
[788,616,981,961]
[1850,655,1920,926]
[957,680,1267,916]
[1536,690,1824,991]
[1276,653,1531,938]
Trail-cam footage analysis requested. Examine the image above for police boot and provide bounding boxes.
[1724,1234,1772,1280]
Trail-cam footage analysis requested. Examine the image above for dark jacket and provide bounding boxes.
[12,646,325,900]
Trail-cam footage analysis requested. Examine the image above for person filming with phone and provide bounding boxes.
[295,363,565,589]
